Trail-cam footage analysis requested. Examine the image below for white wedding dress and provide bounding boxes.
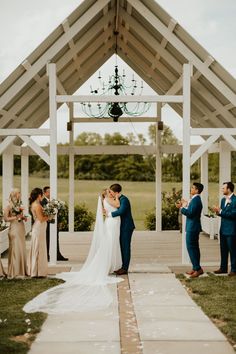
[23,197,123,314]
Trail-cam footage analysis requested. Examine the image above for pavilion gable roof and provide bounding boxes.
[0,0,236,133]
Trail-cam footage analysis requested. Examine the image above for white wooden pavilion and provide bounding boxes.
[0,0,236,264]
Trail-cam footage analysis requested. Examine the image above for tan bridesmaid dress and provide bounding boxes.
[28,209,48,277]
[4,206,28,279]
[0,257,6,277]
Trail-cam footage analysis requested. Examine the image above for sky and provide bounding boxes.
[0,0,236,145]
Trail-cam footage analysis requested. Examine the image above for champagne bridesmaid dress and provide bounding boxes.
[4,206,28,279]
[0,257,6,277]
[28,208,48,277]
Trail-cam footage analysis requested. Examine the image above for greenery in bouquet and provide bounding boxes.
[42,201,57,220]
[10,200,27,222]
[0,210,8,231]
[50,199,66,213]
[11,200,24,216]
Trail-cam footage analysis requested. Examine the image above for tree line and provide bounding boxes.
[1,124,234,182]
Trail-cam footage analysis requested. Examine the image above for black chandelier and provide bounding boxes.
[81,32,151,122]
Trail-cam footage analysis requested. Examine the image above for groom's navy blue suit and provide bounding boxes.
[181,195,203,271]
[111,195,135,271]
[218,194,236,272]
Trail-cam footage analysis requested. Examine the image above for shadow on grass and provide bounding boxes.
[0,277,63,354]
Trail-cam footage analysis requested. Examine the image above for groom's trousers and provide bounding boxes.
[120,228,134,271]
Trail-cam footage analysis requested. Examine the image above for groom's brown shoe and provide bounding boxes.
[186,270,194,275]
[116,268,128,275]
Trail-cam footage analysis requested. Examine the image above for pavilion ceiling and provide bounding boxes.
[0,0,236,135]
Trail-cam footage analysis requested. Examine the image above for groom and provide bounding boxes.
[108,183,135,275]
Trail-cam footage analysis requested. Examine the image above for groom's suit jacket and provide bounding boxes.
[111,195,135,231]
[181,195,202,234]
[219,194,236,236]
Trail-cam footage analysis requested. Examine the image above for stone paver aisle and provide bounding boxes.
[29,265,235,354]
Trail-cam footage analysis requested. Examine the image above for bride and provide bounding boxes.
[23,189,123,314]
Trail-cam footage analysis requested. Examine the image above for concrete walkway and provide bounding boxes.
[29,264,235,354]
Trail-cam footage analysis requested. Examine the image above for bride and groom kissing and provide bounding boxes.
[23,183,135,314]
[102,183,135,275]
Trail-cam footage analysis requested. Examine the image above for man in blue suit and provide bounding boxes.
[108,183,135,275]
[213,182,236,276]
[177,182,204,278]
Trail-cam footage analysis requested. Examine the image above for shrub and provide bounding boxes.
[74,204,95,231]
[145,189,182,230]
[58,203,95,231]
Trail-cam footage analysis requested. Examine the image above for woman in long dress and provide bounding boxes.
[24,189,123,314]
[4,189,28,279]
[28,188,48,278]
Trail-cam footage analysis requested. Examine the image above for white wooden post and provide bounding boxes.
[182,63,192,264]
[219,141,231,203]
[2,149,14,208]
[200,152,208,215]
[156,103,162,231]
[69,103,74,232]
[48,63,57,265]
[21,150,29,213]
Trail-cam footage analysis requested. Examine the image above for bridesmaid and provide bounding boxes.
[4,189,28,279]
[28,188,48,278]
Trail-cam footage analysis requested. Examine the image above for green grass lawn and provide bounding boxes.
[179,274,236,347]
[0,177,220,230]
[0,278,63,354]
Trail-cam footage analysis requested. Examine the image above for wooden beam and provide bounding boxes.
[182,63,191,264]
[190,134,220,165]
[0,10,115,129]
[19,136,50,164]
[0,129,50,136]
[0,0,110,110]
[120,8,182,73]
[119,26,177,83]
[72,117,158,123]
[0,136,15,155]
[128,0,236,107]
[56,95,183,103]
[191,128,236,136]
[222,134,236,150]
[154,18,177,62]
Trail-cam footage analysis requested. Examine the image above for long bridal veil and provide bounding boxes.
[23,196,123,314]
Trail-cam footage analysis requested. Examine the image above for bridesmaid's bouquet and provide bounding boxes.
[0,211,7,231]
[42,201,57,222]
[42,199,66,223]
[11,200,27,222]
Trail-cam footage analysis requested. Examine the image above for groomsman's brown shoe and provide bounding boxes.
[190,268,204,278]
[228,272,236,277]
[186,270,194,275]
[214,269,227,274]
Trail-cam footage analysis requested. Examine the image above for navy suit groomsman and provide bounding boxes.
[108,183,135,275]
[177,183,204,278]
[213,182,236,276]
